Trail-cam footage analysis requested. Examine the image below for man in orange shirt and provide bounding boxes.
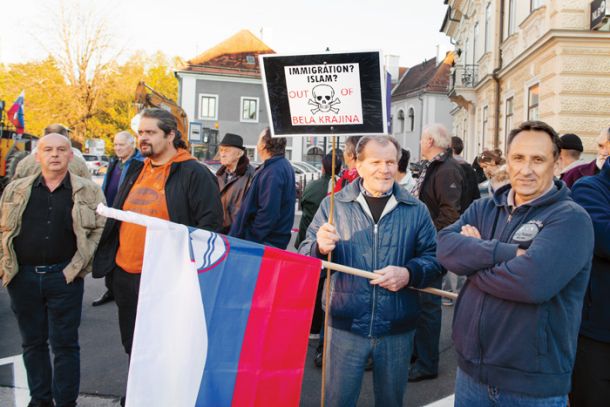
[93,109,222,367]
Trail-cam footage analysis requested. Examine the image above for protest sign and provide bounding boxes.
[260,51,387,137]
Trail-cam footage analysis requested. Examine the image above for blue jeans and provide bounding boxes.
[325,327,415,407]
[412,275,442,375]
[455,368,568,407]
[7,267,84,407]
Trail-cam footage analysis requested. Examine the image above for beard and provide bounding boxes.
[141,143,154,157]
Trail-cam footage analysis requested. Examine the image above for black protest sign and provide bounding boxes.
[260,51,387,137]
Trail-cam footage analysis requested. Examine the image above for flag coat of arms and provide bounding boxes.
[103,207,321,407]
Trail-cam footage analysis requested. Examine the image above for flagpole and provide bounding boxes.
[320,260,458,300]
[320,131,336,407]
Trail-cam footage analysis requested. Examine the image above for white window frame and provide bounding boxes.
[408,106,415,132]
[397,109,405,134]
[526,81,540,121]
[474,22,480,62]
[482,106,489,147]
[530,0,543,12]
[485,3,492,53]
[199,94,218,121]
[508,0,517,36]
[240,96,259,123]
[504,95,514,148]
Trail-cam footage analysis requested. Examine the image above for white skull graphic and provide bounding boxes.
[309,84,340,115]
[312,85,335,112]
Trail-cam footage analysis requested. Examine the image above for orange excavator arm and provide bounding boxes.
[135,81,189,145]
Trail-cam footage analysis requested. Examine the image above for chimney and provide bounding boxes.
[385,54,400,84]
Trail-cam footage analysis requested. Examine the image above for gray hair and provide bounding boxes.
[423,124,450,149]
[356,135,401,161]
[115,131,135,147]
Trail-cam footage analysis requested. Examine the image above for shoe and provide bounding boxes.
[309,333,320,340]
[442,298,454,306]
[314,345,323,368]
[92,290,114,306]
[27,399,54,407]
[408,368,438,382]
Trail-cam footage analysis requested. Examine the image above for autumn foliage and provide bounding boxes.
[0,52,180,153]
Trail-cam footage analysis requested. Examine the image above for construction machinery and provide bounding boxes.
[134,81,189,144]
[0,101,35,195]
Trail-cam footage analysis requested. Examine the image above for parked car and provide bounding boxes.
[295,161,322,174]
[291,162,319,182]
[201,159,222,174]
[83,154,109,175]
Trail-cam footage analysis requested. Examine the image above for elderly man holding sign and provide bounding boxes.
[299,135,442,407]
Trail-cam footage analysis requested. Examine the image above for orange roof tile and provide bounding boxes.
[187,30,274,66]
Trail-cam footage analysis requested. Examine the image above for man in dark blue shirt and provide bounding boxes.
[229,128,295,249]
[93,131,142,306]
[437,121,594,405]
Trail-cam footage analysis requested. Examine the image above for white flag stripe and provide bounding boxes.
[96,203,184,231]
[125,218,207,407]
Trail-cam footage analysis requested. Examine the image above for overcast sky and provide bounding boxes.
[1,0,452,68]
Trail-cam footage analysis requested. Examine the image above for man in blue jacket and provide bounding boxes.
[230,128,295,249]
[437,121,594,406]
[93,131,143,307]
[299,135,442,407]
[570,150,610,406]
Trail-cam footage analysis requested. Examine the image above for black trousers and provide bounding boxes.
[112,266,141,356]
[570,334,610,407]
[104,271,114,295]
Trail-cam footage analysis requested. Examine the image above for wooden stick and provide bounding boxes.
[321,134,337,407]
[320,260,458,301]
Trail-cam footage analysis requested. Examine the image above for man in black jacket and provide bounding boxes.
[92,109,222,383]
[451,136,480,212]
[410,123,464,382]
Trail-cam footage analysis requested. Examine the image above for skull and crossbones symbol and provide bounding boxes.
[308,85,341,114]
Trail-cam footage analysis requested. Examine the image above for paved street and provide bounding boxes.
[0,277,457,406]
[0,209,457,406]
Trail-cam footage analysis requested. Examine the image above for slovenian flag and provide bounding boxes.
[97,206,321,407]
[7,91,25,134]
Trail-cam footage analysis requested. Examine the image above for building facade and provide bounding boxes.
[175,30,300,161]
[442,0,610,161]
[391,54,454,159]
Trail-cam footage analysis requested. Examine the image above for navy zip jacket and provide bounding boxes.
[571,157,610,343]
[299,180,442,337]
[437,180,594,397]
[229,155,295,249]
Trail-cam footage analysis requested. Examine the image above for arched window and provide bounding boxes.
[398,110,405,133]
[408,108,415,132]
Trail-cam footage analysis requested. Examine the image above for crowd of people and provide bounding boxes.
[0,109,607,407]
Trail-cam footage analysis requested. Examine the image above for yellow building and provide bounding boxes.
[441,0,610,161]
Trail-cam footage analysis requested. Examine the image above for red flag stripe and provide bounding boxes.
[231,248,321,406]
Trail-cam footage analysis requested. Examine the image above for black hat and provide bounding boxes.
[219,133,245,150]
[559,133,583,152]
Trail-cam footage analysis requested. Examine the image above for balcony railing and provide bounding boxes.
[450,64,479,90]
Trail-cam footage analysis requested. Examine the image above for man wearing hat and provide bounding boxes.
[230,128,295,250]
[563,128,610,188]
[557,133,585,178]
[215,133,255,234]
